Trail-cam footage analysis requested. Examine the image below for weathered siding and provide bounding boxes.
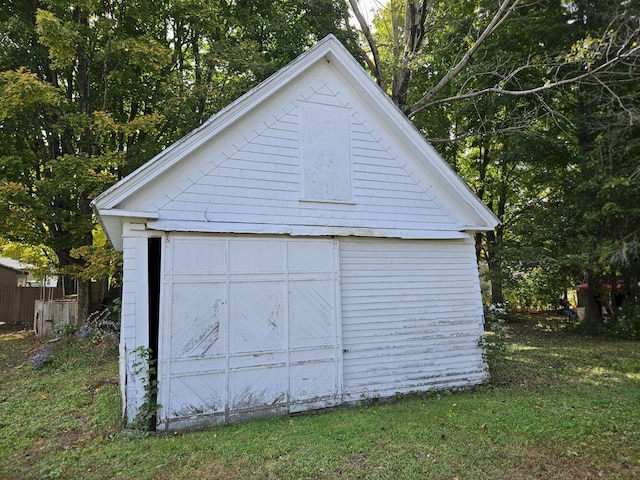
[127,68,461,237]
[34,298,78,336]
[0,286,63,324]
[142,233,488,430]
[0,267,24,287]
[98,36,499,430]
[339,237,487,401]
[120,224,151,421]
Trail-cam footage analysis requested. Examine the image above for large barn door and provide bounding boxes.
[157,235,341,429]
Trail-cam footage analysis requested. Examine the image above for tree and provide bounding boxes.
[347,0,640,318]
[348,1,639,118]
[520,0,640,322]
[0,0,351,321]
[0,0,171,320]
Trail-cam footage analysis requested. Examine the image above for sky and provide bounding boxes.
[350,0,383,24]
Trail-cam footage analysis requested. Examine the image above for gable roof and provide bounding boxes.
[0,257,31,274]
[92,34,498,250]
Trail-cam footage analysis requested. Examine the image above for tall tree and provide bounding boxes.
[559,1,640,322]
[0,0,350,320]
[349,1,639,316]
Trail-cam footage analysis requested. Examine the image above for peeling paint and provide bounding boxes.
[178,299,224,357]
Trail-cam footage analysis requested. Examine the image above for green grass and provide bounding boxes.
[1,315,639,479]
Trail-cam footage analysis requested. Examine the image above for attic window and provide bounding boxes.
[300,103,352,203]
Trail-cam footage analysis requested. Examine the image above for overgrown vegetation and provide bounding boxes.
[1,313,638,479]
[129,346,160,432]
[479,304,509,366]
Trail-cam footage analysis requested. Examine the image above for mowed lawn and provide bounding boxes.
[1,315,638,480]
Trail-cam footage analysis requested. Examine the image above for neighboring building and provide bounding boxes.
[0,257,58,288]
[92,35,499,431]
[0,258,30,287]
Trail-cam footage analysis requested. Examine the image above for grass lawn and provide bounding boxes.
[1,314,639,479]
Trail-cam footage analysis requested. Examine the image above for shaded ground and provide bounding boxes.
[1,313,638,479]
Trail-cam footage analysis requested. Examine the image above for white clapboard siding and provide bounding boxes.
[92,36,499,429]
[147,73,461,235]
[118,225,152,420]
[339,238,487,400]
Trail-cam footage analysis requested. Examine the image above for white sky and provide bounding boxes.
[349,0,384,24]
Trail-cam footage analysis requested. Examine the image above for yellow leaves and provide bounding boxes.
[92,111,118,134]
[92,111,166,137]
[0,68,61,120]
[0,241,54,279]
[114,36,172,73]
[35,9,80,71]
[565,35,605,68]
[121,112,166,136]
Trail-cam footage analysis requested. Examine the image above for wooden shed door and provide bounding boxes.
[157,235,341,428]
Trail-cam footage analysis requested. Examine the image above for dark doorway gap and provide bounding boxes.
[147,237,161,430]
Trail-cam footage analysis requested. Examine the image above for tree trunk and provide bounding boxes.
[584,271,603,323]
[76,278,90,325]
[486,230,505,306]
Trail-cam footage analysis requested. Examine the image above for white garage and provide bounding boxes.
[92,35,499,431]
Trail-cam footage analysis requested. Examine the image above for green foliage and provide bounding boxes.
[129,346,159,432]
[365,0,640,315]
[614,305,640,340]
[0,0,349,315]
[576,304,640,340]
[70,240,123,285]
[0,238,57,280]
[480,304,509,366]
[2,0,638,319]
[0,67,60,117]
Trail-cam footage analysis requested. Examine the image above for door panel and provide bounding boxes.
[170,282,226,358]
[158,235,341,428]
[229,281,286,353]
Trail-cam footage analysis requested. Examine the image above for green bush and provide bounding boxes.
[613,303,640,340]
[480,304,509,365]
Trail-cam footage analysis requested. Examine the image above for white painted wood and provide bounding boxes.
[339,237,488,401]
[124,78,464,238]
[119,223,152,422]
[156,235,341,429]
[93,36,497,429]
[92,36,499,251]
[300,103,351,203]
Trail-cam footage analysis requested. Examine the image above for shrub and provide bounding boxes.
[480,304,509,365]
[613,303,640,340]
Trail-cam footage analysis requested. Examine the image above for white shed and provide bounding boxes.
[92,35,499,431]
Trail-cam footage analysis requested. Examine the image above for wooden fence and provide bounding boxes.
[34,298,79,337]
[0,286,64,324]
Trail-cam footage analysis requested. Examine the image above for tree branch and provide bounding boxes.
[391,0,429,108]
[410,39,640,116]
[348,0,386,90]
[405,0,520,117]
